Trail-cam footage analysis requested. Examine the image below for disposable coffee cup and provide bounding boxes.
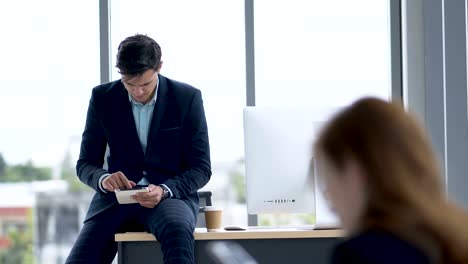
[204,206,223,232]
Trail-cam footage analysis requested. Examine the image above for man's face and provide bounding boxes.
[121,69,158,104]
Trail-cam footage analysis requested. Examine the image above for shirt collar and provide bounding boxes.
[128,75,159,106]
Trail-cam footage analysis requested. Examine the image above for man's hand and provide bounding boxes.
[133,184,164,208]
[102,171,136,192]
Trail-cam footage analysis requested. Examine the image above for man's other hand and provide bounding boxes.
[133,184,163,208]
[102,171,136,192]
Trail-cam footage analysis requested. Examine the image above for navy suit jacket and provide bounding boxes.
[332,230,431,264]
[77,74,211,222]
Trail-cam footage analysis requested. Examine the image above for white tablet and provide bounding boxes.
[115,186,150,204]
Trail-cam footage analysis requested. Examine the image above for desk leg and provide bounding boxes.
[118,242,123,264]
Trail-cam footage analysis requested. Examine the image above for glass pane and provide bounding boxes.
[254,0,390,225]
[0,1,99,263]
[255,0,390,108]
[111,0,247,226]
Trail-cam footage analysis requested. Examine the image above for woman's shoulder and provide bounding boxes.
[331,230,431,264]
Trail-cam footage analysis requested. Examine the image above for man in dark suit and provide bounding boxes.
[66,34,211,264]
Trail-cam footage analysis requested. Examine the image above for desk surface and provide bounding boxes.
[115,228,344,242]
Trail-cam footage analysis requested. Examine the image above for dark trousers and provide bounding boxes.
[65,199,196,264]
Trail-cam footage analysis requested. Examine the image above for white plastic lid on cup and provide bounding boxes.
[204,206,222,211]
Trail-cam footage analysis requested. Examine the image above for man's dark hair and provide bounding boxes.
[116,34,162,76]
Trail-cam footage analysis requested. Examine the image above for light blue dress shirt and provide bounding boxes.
[99,77,172,197]
[128,80,158,186]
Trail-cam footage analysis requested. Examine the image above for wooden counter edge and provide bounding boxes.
[115,229,344,242]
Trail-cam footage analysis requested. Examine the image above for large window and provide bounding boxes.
[110,0,247,226]
[0,2,393,262]
[0,1,99,263]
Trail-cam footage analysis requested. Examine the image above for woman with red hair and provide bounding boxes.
[314,98,468,264]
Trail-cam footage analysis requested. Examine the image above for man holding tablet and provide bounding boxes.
[66,34,211,264]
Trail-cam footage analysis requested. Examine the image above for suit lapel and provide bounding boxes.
[117,82,145,158]
[145,74,169,159]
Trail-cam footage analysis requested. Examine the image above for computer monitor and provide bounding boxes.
[243,107,340,228]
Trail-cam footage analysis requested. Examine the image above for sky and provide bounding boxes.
[0,0,389,173]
